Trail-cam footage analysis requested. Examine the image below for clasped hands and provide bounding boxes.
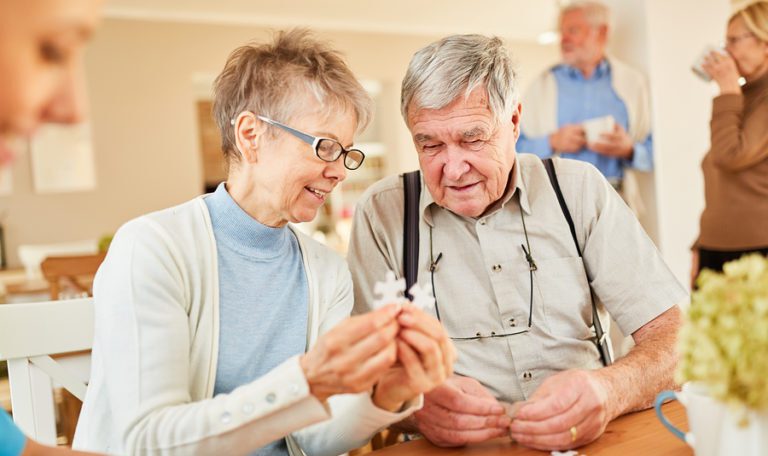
[550,123,634,159]
[408,369,614,451]
[300,303,456,412]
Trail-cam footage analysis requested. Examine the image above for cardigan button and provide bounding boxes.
[266,392,277,403]
[220,411,232,424]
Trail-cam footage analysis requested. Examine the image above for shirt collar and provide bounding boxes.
[421,158,531,227]
[561,58,610,80]
[204,182,292,259]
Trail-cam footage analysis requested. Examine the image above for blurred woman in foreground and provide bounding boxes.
[0,0,103,454]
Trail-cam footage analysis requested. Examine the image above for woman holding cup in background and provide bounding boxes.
[691,0,768,286]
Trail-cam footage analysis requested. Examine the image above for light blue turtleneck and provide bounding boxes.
[205,183,308,456]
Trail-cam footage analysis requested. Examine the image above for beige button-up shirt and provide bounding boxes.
[348,154,686,402]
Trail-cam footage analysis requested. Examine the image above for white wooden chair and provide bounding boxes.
[0,298,93,445]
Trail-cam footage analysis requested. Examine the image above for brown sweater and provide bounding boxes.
[696,71,768,250]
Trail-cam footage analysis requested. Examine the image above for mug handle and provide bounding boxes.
[654,390,695,446]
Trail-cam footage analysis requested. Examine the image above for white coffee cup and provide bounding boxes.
[692,45,728,81]
[655,382,726,456]
[582,115,615,145]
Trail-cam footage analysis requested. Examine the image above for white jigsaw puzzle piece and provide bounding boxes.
[373,270,406,309]
[408,282,435,311]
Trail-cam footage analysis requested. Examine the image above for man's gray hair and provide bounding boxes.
[400,34,518,125]
[560,1,612,29]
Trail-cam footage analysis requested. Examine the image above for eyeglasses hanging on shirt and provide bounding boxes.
[427,200,536,341]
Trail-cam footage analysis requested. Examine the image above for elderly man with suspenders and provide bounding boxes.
[348,34,686,452]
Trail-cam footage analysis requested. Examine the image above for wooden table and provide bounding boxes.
[372,402,690,455]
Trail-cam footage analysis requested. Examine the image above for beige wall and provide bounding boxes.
[0,19,558,267]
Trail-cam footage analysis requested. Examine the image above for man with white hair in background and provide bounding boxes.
[518,1,652,212]
[348,33,686,452]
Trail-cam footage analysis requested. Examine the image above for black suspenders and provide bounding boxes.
[401,160,612,367]
[543,158,613,366]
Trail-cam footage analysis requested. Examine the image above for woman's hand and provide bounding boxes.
[702,51,742,95]
[300,304,402,403]
[372,305,456,412]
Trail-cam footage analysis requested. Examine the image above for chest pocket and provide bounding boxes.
[534,256,593,339]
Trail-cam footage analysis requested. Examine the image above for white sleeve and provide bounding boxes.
[292,259,422,456]
[91,219,331,455]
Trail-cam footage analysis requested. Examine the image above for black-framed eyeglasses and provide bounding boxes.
[427,207,536,341]
[255,115,365,170]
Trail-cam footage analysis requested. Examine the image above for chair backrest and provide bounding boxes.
[40,253,106,300]
[0,298,94,444]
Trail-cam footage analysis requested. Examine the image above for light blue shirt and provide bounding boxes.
[518,60,653,181]
[0,409,26,456]
[205,183,308,456]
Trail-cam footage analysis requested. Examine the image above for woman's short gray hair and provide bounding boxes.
[560,1,612,29]
[401,34,519,125]
[212,29,373,167]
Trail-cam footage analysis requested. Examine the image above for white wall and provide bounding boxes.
[644,0,730,288]
[601,0,731,289]
[604,0,659,242]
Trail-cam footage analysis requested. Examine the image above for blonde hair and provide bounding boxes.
[212,29,373,166]
[731,1,768,42]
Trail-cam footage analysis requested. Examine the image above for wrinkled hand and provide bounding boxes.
[372,305,456,411]
[300,304,401,403]
[509,369,612,451]
[410,375,510,447]
[590,123,634,159]
[701,50,742,95]
[549,124,586,153]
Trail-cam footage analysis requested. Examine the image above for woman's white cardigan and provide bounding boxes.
[73,197,418,455]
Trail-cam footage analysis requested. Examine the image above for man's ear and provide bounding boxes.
[511,102,522,141]
[234,111,267,163]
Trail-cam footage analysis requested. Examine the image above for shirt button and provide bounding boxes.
[266,392,277,403]
[221,411,232,424]
[479,219,487,226]
[492,264,502,272]
[242,402,255,415]
[522,372,532,380]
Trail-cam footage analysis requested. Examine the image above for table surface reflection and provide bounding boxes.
[372,401,691,455]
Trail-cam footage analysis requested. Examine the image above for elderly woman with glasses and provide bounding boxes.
[74,30,454,456]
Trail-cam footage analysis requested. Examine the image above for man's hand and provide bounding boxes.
[549,124,587,153]
[409,375,510,447]
[372,305,456,411]
[509,369,613,451]
[590,123,634,159]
